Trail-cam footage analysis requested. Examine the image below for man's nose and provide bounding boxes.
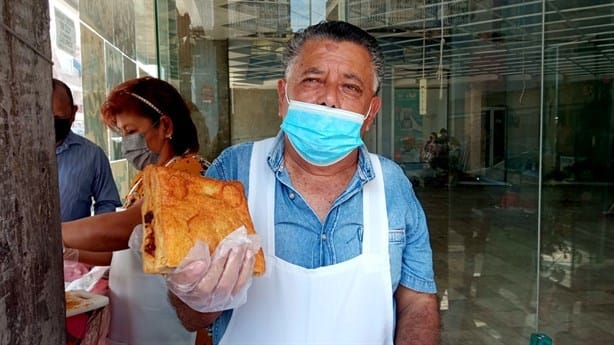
[319,103,336,108]
[319,84,341,108]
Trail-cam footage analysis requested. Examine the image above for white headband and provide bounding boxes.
[127,92,164,116]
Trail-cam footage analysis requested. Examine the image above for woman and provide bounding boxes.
[62,76,209,345]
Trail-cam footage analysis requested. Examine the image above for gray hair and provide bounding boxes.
[281,21,384,94]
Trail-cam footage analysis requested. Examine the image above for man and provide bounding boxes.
[167,21,439,344]
[54,79,121,266]
[53,78,121,221]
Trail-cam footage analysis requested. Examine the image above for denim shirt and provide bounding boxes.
[56,131,122,221]
[206,133,436,343]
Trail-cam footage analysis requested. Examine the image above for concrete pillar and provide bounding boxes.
[0,1,65,344]
[190,39,231,161]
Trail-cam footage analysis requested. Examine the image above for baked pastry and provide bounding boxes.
[140,165,265,275]
[65,290,109,317]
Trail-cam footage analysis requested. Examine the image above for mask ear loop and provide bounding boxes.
[364,101,373,121]
[284,83,291,105]
[157,115,174,140]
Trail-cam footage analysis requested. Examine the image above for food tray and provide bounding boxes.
[65,290,109,317]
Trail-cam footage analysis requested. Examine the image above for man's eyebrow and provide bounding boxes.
[299,67,324,77]
[343,72,365,87]
[300,67,366,87]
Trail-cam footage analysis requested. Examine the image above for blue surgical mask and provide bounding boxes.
[280,98,368,166]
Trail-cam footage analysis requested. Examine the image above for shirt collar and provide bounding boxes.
[266,131,375,183]
[55,130,78,154]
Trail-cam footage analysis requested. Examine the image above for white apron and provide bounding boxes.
[106,248,196,345]
[107,156,196,345]
[220,138,394,345]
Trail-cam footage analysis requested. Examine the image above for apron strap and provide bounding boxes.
[248,138,277,256]
[362,153,389,254]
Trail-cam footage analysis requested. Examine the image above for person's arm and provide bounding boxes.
[394,285,440,345]
[62,199,142,252]
[168,292,222,331]
[92,147,122,215]
[77,250,113,266]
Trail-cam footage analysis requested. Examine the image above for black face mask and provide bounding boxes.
[54,118,72,143]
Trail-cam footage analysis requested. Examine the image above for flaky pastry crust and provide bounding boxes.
[141,165,265,275]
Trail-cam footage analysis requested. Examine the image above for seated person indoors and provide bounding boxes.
[62,76,209,345]
[165,21,440,345]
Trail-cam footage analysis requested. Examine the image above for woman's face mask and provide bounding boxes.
[121,130,159,171]
[280,92,370,166]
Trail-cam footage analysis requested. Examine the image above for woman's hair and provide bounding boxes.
[101,76,199,154]
[281,21,384,94]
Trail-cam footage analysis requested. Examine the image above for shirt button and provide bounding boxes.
[289,192,295,200]
[321,233,327,241]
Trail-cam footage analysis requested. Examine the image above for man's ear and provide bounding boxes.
[70,105,78,123]
[362,96,381,133]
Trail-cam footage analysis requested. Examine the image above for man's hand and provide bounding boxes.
[394,285,440,345]
[166,227,260,313]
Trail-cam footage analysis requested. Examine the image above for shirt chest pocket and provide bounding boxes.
[388,228,405,244]
[388,229,405,288]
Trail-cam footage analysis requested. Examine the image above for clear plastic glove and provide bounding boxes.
[128,224,143,253]
[63,246,79,262]
[63,246,85,283]
[166,226,261,312]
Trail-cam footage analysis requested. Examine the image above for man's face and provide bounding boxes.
[52,88,75,123]
[52,87,76,145]
[277,39,381,133]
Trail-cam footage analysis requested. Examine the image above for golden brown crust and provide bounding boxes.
[65,292,86,311]
[65,291,107,316]
[141,165,265,275]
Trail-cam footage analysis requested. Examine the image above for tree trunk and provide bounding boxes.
[0,1,65,344]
